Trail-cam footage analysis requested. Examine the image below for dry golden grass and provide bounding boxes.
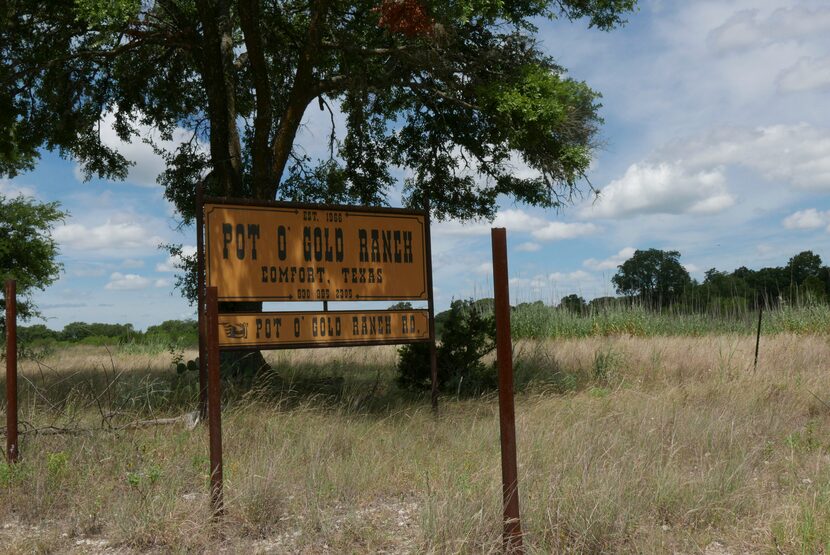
[2,334,830,553]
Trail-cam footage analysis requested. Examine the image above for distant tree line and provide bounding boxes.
[559,249,829,315]
[17,320,198,347]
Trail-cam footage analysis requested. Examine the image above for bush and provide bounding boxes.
[397,299,496,396]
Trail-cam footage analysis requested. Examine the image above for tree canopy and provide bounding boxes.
[612,248,691,307]
[0,194,66,325]
[2,0,637,223]
[558,293,586,313]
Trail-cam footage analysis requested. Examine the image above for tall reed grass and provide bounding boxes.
[510,302,830,339]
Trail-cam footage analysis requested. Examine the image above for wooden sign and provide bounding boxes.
[204,202,428,302]
[216,310,430,349]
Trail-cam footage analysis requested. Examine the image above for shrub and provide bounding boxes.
[397,299,496,396]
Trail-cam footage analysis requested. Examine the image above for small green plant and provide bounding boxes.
[588,386,611,398]
[785,420,821,453]
[592,348,621,384]
[397,299,496,396]
[169,343,200,376]
[191,454,209,475]
[0,461,31,486]
[126,464,163,500]
[126,471,142,488]
[47,451,69,477]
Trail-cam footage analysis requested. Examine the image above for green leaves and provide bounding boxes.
[0,195,66,323]
[397,299,496,395]
[74,0,140,26]
[481,63,599,182]
[612,249,692,307]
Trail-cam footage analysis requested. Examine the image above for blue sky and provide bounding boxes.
[4,0,830,330]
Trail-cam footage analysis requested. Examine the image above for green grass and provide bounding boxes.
[510,302,830,339]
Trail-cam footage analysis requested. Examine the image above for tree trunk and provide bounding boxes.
[196,0,244,196]
[238,0,274,199]
[197,0,270,378]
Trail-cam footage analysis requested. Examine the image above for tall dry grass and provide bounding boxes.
[1,335,830,553]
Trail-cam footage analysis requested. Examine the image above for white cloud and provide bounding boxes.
[516,242,541,252]
[707,9,764,54]
[474,262,493,275]
[435,209,599,241]
[584,247,636,271]
[54,220,165,251]
[0,179,35,198]
[73,110,197,187]
[587,123,830,220]
[70,263,112,277]
[533,222,600,241]
[436,209,538,236]
[783,209,830,230]
[122,259,144,269]
[676,124,830,191]
[707,7,830,55]
[105,272,151,290]
[584,163,734,219]
[154,278,171,288]
[156,245,196,272]
[778,56,830,93]
[548,270,592,283]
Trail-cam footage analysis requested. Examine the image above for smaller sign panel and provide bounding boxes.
[217,310,430,349]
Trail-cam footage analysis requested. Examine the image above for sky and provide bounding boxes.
[4,0,830,330]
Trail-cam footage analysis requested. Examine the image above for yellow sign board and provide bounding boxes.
[217,310,430,348]
[204,203,428,302]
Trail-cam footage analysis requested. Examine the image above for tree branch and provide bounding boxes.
[270,0,331,197]
[196,0,244,195]
[238,0,274,198]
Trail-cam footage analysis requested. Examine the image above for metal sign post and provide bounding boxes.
[196,182,208,420]
[206,286,224,517]
[491,228,523,552]
[424,206,439,411]
[5,280,18,463]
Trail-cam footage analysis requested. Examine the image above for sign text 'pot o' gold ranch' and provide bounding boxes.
[205,203,428,302]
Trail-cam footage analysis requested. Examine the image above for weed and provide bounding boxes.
[46,451,68,477]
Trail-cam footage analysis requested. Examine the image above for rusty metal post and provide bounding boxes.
[5,280,18,463]
[491,228,523,552]
[196,182,208,420]
[206,286,224,517]
[424,203,439,412]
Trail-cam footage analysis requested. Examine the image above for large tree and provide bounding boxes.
[2,0,636,222]
[785,251,822,286]
[612,248,691,307]
[0,194,66,328]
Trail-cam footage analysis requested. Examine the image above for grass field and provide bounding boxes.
[3,332,830,553]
